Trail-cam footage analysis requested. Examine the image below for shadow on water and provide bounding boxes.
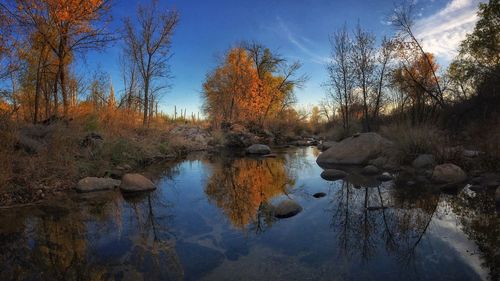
[0,147,498,280]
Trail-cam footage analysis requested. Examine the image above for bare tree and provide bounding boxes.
[352,23,376,132]
[372,36,395,124]
[326,24,355,132]
[123,0,179,126]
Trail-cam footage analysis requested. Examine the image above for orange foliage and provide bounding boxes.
[205,158,294,229]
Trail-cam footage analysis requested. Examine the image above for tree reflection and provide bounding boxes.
[450,190,499,281]
[205,157,295,232]
[328,179,440,265]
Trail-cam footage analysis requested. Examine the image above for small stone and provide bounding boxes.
[313,192,326,198]
[377,172,393,182]
[274,200,303,218]
[246,144,271,155]
[76,177,121,193]
[120,174,156,193]
[362,165,379,175]
[412,154,435,169]
[432,164,467,184]
[321,169,348,181]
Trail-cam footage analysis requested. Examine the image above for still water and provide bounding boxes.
[0,147,498,281]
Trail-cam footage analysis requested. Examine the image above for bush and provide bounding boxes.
[381,124,448,164]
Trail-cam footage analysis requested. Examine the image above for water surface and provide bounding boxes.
[0,147,498,281]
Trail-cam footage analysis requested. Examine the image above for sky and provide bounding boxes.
[82,0,484,116]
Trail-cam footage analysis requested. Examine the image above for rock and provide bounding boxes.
[496,187,500,206]
[431,164,467,184]
[313,192,326,198]
[246,144,271,155]
[316,133,393,165]
[412,154,436,169]
[120,173,156,192]
[377,172,393,182]
[362,165,379,175]
[321,169,348,181]
[318,141,336,151]
[369,156,387,168]
[274,200,303,218]
[76,177,121,193]
[469,185,486,192]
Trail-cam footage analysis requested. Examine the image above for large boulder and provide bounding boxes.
[321,169,348,181]
[412,154,436,169]
[431,164,467,184]
[316,133,393,165]
[274,200,303,218]
[318,141,336,151]
[76,177,121,193]
[246,144,271,155]
[120,173,156,192]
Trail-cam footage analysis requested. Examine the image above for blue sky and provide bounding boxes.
[82,0,483,116]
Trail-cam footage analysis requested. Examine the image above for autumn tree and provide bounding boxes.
[123,0,179,126]
[392,53,441,125]
[202,44,305,129]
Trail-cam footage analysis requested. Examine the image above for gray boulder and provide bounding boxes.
[274,200,303,218]
[318,141,336,151]
[362,165,379,175]
[246,144,271,155]
[412,154,436,169]
[76,177,121,193]
[120,173,156,192]
[316,133,393,165]
[321,169,348,181]
[431,164,467,184]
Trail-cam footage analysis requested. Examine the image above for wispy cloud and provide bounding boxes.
[276,17,329,65]
[415,0,483,62]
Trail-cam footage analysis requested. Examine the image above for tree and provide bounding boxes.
[6,0,113,117]
[326,24,355,132]
[352,23,376,131]
[123,0,179,126]
[392,53,441,125]
[391,0,445,108]
[202,44,305,129]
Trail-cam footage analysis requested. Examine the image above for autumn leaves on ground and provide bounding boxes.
[0,0,499,207]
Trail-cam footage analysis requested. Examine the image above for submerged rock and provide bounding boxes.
[120,173,156,192]
[313,192,327,198]
[431,164,467,184]
[321,169,348,181]
[274,200,303,218]
[316,133,393,165]
[76,177,121,193]
[245,144,271,155]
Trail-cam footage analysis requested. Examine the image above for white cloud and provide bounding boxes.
[276,17,330,65]
[414,0,484,62]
